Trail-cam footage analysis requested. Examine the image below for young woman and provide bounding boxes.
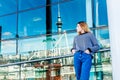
[71,21,99,80]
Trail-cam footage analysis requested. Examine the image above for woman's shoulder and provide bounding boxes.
[87,32,94,36]
[87,32,96,39]
[84,32,95,38]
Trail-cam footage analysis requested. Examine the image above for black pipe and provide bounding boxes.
[46,0,52,36]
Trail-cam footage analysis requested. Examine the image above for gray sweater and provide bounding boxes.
[72,32,100,54]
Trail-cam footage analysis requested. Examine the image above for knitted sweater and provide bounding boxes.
[71,32,100,54]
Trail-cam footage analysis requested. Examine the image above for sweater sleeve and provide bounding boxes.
[88,33,100,53]
[71,37,76,52]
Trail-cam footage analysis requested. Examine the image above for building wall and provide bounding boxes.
[0,0,112,80]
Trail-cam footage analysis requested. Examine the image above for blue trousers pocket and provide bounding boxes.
[83,52,93,59]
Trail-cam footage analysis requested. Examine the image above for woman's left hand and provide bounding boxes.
[84,49,90,54]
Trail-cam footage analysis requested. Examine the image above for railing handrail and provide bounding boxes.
[0,48,110,67]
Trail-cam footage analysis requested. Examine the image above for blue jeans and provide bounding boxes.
[74,51,92,80]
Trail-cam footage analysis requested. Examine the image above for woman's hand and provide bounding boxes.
[84,49,90,54]
[72,49,76,54]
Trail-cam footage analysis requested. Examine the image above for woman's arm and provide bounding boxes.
[71,38,76,53]
[88,33,100,53]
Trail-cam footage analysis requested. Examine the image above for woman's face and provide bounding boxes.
[76,24,83,33]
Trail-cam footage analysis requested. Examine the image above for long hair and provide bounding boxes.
[77,21,90,35]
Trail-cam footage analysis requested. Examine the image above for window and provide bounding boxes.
[0,0,17,16]
[18,8,46,37]
[52,0,86,32]
[18,0,46,11]
[0,14,16,39]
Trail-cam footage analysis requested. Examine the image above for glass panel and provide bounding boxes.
[0,40,17,64]
[92,0,108,27]
[98,0,108,26]
[19,37,46,61]
[0,50,112,80]
[91,28,111,80]
[0,65,20,80]
[0,0,17,16]
[96,28,110,49]
[21,58,74,80]
[1,40,16,55]
[1,54,20,64]
[52,0,86,32]
[18,32,74,62]
[0,14,16,40]
[0,0,112,80]
[18,8,46,37]
[94,51,112,80]
[51,33,73,55]
[18,0,46,11]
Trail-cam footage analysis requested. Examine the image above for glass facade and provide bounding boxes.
[0,0,112,80]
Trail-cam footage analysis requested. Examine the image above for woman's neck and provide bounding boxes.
[81,30,85,34]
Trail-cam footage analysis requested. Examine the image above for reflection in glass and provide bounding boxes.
[18,8,46,37]
[18,0,46,11]
[0,0,112,80]
[1,40,16,55]
[0,0,17,16]
[0,14,16,39]
[19,37,47,61]
[96,28,110,49]
[52,0,86,32]
[0,65,20,80]
[92,0,108,27]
